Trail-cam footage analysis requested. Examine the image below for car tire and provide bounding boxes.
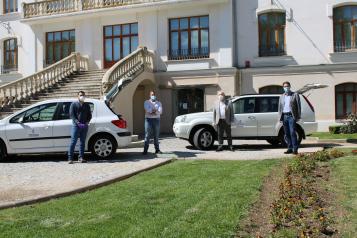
[0,142,7,162]
[279,130,303,147]
[193,128,215,150]
[266,139,280,146]
[90,135,117,160]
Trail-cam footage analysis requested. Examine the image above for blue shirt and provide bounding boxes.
[69,101,92,125]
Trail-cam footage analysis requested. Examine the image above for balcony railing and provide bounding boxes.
[259,45,286,57]
[23,0,167,18]
[168,47,210,60]
[334,41,357,53]
[1,65,18,74]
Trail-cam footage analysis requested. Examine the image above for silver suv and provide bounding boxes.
[173,84,325,150]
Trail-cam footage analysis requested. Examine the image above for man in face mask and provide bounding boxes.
[68,91,92,164]
[213,91,234,152]
[143,90,163,155]
[278,81,301,155]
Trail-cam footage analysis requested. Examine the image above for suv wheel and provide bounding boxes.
[279,130,303,147]
[193,128,215,150]
[266,139,280,146]
[90,135,117,160]
[0,142,7,162]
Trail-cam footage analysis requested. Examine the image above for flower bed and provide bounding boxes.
[271,149,345,237]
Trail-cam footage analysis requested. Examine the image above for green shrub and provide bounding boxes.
[329,125,342,134]
[340,114,357,134]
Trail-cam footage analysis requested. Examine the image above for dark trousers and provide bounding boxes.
[283,114,298,152]
[217,119,232,146]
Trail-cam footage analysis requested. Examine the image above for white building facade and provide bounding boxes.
[0,0,356,133]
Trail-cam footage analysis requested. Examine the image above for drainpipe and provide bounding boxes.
[231,0,239,96]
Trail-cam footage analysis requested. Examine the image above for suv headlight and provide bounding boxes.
[175,115,187,123]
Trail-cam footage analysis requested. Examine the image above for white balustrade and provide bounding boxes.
[0,53,88,107]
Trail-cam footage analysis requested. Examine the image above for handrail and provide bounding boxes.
[102,47,154,102]
[0,52,88,107]
[23,0,167,18]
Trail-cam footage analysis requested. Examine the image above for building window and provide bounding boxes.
[333,6,357,52]
[3,0,18,14]
[46,30,75,66]
[335,83,357,119]
[258,12,286,57]
[103,23,138,68]
[2,38,18,73]
[169,16,209,60]
[177,88,204,116]
[259,85,284,94]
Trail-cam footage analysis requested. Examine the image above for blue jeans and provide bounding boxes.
[68,124,88,160]
[283,114,298,152]
[144,118,160,152]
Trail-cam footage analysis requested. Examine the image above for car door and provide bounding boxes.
[254,96,280,137]
[52,102,95,151]
[6,103,58,151]
[231,97,258,137]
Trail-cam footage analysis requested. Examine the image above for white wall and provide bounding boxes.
[0,0,234,78]
[236,0,357,67]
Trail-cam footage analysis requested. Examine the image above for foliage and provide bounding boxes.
[340,114,357,134]
[328,125,341,134]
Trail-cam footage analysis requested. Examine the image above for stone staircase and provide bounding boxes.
[0,70,105,119]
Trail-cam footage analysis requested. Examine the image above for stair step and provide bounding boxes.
[126,140,145,149]
[131,135,139,142]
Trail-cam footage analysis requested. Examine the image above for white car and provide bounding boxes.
[0,98,131,160]
[173,91,321,150]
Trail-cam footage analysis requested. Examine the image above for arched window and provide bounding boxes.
[259,85,284,94]
[258,12,286,57]
[333,5,357,52]
[335,83,357,119]
[3,0,17,13]
[3,38,18,73]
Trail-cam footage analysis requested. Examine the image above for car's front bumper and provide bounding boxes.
[173,123,191,140]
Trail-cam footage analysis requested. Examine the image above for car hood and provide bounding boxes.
[176,112,213,123]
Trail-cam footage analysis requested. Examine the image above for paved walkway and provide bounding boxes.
[0,137,352,208]
[121,137,329,160]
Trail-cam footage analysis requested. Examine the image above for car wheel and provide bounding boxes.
[193,128,215,150]
[279,130,303,147]
[90,135,117,160]
[266,139,280,146]
[0,142,7,162]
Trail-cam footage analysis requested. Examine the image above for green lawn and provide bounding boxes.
[330,153,357,237]
[310,132,357,140]
[0,159,279,238]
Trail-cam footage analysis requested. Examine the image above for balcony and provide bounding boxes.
[259,45,286,57]
[1,64,18,74]
[168,47,210,61]
[334,41,357,53]
[23,0,174,19]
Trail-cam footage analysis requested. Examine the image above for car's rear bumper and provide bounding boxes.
[303,121,318,135]
[173,123,191,140]
[116,132,132,148]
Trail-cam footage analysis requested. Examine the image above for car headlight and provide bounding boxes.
[175,115,187,124]
[180,116,187,123]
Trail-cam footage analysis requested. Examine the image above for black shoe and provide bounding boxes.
[78,158,87,163]
[229,146,235,152]
[68,160,74,164]
[284,150,293,154]
[216,146,223,152]
[142,151,148,155]
[293,151,299,155]
[155,150,162,154]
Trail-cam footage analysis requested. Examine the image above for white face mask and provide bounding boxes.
[219,95,225,101]
[79,96,85,102]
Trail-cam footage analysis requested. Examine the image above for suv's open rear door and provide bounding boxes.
[296,84,328,95]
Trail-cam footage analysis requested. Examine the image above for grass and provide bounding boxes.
[329,150,357,237]
[0,159,279,238]
[310,132,357,140]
